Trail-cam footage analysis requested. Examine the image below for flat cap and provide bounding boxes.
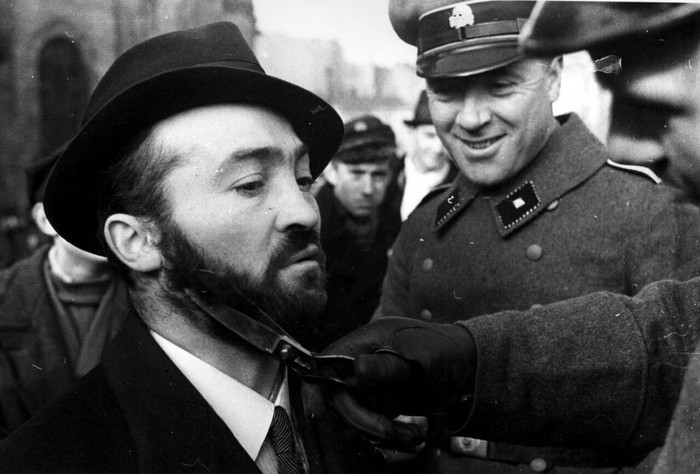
[334,115,396,164]
[390,0,535,77]
[521,1,700,55]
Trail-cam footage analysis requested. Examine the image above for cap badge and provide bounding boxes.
[449,3,475,29]
[354,121,369,133]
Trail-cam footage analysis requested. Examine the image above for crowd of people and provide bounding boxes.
[0,1,698,473]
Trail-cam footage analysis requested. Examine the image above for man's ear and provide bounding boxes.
[104,214,162,272]
[323,162,339,186]
[31,202,58,237]
[547,56,564,103]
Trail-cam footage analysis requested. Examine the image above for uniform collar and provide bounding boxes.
[434,114,607,236]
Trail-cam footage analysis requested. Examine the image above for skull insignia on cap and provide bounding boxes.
[449,3,475,28]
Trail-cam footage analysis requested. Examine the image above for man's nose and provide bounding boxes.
[455,89,492,131]
[360,175,375,195]
[607,96,667,167]
[275,181,320,231]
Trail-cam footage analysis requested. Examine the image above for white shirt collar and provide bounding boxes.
[401,155,451,221]
[150,330,289,461]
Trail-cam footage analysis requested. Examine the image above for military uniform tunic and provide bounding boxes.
[377,114,700,324]
[375,114,700,472]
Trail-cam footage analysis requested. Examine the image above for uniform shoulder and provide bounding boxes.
[604,159,661,184]
[416,182,453,211]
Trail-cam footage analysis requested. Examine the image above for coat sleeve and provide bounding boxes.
[623,184,700,293]
[458,276,700,453]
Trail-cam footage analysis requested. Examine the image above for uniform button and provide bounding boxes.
[526,244,543,261]
[421,258,434,271]
[420,309,432,321]
[546,199,559,211]
[530,457,548,472]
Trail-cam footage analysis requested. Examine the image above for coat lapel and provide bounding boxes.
[101,312,261,473]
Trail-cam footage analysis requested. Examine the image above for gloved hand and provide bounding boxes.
[320,317,477,449]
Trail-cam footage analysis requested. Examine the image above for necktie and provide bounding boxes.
[268,406,304,474]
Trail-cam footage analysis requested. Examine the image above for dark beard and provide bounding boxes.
[155,216,327,348]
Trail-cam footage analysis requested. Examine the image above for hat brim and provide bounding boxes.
[44,65,344,255]
[418,36,522,78]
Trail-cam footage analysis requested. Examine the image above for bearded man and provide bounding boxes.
[0,22,383,473]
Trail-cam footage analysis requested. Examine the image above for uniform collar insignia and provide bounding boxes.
[435,174,479,230]
[495,181,540,230]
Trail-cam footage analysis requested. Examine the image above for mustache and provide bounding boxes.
[269,227,325,269]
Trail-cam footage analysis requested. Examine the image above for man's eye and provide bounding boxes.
[428,79,463,98]
[234,180,264,195]
[490,81,516,95]
[297,176,314,192]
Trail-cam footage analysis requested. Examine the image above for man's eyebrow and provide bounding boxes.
[213,143,310,183]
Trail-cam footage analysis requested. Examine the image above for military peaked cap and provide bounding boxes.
[390,0,536,77]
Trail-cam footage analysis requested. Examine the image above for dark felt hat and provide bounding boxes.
[390,0,536,78]
[334,115,396,164]
[43,21,344,255]
[521,1,700,56]
[404,90,432,126]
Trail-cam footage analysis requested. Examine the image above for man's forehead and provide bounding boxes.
[151,104,306,160]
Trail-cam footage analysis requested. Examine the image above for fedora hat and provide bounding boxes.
[390,0,536,78]
[403,90,432,126]
[43,21,344,255]
[521,1,700,56]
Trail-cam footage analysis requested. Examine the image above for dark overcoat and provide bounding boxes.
[0,245,128,438]
[315,183,401,350]
[458,275,700,473]
[0,311,383,473]
[376,114,700,471]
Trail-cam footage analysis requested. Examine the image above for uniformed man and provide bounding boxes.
[322,2,700,474]
[373,0,700,472]
[313,115,401,350]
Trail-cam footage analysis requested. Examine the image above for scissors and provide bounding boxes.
[184,269,354,390]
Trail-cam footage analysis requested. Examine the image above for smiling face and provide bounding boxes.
[149,104,327,330]
[426,58,561,187]
[598,26,700,201]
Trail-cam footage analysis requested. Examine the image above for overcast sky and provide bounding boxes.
[252,0,416,66]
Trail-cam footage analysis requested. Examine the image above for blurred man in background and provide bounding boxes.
[397,90,455,221]
[314,115,401,350]
[0,144,128,439]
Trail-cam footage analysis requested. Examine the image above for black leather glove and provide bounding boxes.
[321,317,477,448]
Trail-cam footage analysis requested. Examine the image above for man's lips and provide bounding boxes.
[462,135,505,150]
[288,244,323,266]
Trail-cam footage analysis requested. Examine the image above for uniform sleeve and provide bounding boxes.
[458,276,700,453]
[624,185,700,293]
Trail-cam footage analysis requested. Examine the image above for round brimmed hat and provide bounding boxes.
[334,115,396,164]
[403,90,432,126]
[521,1,700,56]
[390,0,536,78]
[43,21,344,255]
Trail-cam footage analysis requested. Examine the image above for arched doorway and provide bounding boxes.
[39,37,89,156]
